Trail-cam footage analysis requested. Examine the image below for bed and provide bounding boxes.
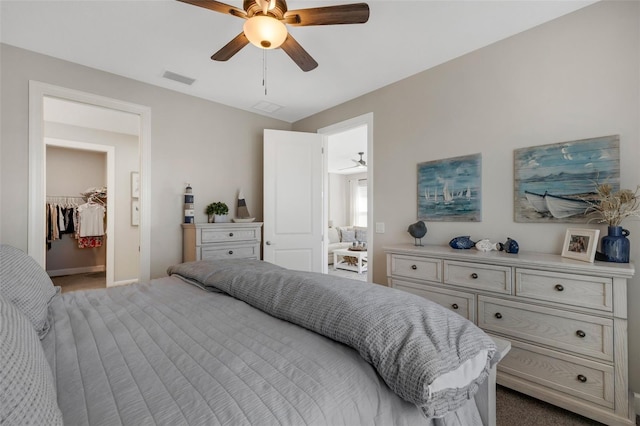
[1,244,508,426]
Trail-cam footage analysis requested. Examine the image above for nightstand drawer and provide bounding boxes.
[515,268,612,312]
[444,261,512,294]
[200,243,259,260]
[392,279,475,321]
[498,339,614,408]
[200,227,260,244]
[389,255,441,282]
[479,296,613,361]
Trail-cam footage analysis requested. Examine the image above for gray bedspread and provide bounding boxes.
[42,276,483,426]
[168,260,497,418]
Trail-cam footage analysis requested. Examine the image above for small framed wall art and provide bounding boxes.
[417,153,482,222]
[561,228,600,263]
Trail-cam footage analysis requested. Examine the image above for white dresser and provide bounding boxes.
[182,222,262,262]
[385,244,635,425]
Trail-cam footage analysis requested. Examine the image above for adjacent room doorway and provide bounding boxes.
[28,81,152,284]
[319,113,373,282]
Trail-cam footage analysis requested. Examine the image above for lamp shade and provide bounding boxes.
[243,15,288,49]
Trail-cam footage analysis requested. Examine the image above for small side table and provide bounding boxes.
[333,248,368,274]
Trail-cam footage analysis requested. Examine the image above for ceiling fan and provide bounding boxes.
[178,0,370,72]
[340,152,367,170]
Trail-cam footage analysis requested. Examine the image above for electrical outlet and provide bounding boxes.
[375,222,385,233]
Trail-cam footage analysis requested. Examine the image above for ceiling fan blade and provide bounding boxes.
[211,32,250,61]
[280,35,318,72]
[177,0,247,19]
[284,3,369,26]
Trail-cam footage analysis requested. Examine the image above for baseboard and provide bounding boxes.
[110,279,138,288]
[47,265,105,277]
[634,392,640,416]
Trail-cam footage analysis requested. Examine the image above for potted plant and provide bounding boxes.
[585,183,640,262]
[205,202,229,223]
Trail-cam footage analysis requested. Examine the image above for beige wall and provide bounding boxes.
[293,0,640,393]
[0,43,292,278]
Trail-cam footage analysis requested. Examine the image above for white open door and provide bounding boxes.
[263,129,324,272]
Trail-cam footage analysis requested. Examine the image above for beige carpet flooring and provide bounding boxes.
[49,272,638,425]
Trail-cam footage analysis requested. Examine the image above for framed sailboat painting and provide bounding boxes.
[514,135,620,223]
[417,153,482,222]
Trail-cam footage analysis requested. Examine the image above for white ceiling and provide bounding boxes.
[327,124,367,174]
[44,97,141,136]
[1,1,596,123]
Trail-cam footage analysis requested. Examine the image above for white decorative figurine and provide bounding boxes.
[474,239,499,252]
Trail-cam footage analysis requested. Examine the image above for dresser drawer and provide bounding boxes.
[389,255,441,282]
[498,339,614,408]
[515,268,612,312]
[444,261,512,294]
[392,279,475,321]
[200,243,259,260]
[478,296,613,361]
[200,227,260,244]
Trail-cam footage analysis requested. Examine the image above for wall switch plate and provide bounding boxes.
[375,222,385,233]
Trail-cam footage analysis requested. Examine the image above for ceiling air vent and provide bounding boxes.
[162,70,196,86]
[252,101,283,114]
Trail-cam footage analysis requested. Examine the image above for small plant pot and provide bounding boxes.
[214,214,229,223]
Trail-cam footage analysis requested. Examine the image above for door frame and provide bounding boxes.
[318,113,373,281]
[28,81,151,282]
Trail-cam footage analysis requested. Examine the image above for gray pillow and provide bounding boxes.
[0,244,59,338]
[355,228,367,242]
[341,230,356,242]
[0,294,63,425]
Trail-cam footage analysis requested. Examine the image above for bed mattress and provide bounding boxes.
[41,276,482,425]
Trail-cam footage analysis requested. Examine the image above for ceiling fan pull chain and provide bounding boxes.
[263,49,269,96]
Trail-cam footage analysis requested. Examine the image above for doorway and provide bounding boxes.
[318,113,373,282]
[28,81,152,284]
[45,139,115,289]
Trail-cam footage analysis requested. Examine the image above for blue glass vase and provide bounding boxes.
[601,226,630,263]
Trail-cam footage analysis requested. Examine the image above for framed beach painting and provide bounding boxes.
[514,135,620,223]
[417,153,481,222]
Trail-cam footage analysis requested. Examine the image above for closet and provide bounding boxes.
[46,146,107,281]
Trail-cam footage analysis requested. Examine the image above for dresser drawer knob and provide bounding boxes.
[576,330,586,338]
[451,303,459,310]
[411,265,417,270]
[494,312,502,319]
[555,284,564,292]
[577,374,587,383]
[229,232,234,237]
[471,273,478,279]
[228,250,234,255]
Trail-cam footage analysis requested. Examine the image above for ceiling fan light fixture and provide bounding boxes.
[243,15,288,49]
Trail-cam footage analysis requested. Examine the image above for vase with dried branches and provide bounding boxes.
[585,183,640,262]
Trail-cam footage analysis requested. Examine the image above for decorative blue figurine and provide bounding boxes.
[407,221,428,246]
[499,237,519,254]
[449,236,476,249]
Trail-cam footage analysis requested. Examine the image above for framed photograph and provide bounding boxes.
[417,153,482,222]
[561,228,600,263]
[131,199,140,226]
[131,171,140,198]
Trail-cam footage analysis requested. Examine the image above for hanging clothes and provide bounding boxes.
[77,202,106,237]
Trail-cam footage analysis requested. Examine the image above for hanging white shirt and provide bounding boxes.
[77,203,105,237]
